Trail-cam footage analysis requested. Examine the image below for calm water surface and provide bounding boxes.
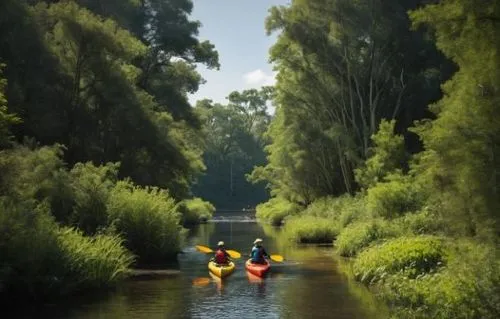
[11,214,387,319]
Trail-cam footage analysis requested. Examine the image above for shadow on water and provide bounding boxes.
[6,214,388,319]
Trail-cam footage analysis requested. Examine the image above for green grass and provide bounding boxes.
[257,191,499,318]
[0,200,134,300]
[57,227,134,292]
[176,197,215,226]
[107,180,184,264]
[379,240,500,319]
[336,219,398,257]
[353,236,445,284]
[255,197,302,226]
[282,216,339,243]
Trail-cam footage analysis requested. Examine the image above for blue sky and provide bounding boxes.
[188,0,289,105]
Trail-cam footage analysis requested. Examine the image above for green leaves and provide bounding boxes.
[355,120,406,189]
[192,88,271,209]
[256,0,446,202]
[0,65,20,148]
[410,0,500,235]
[0,0,218,199]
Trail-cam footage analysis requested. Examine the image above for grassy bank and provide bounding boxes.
[257,194,500,318]
[175,197,215,226]
[0,145,213,301]
[0,200,134,301]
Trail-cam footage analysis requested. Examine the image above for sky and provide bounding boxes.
[188,0,289,106]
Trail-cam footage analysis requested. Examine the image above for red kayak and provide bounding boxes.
[245,259,270,277]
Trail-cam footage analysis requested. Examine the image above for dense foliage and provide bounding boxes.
[0,0,219,301]
[192,87,272,209]
[255,0,500,317]
[0,0,218,197]
[250,0,453,203]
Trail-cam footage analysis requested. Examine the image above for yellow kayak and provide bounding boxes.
[208,261,235,278]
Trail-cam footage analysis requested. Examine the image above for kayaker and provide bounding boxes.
[213,241,231,265]
[250,238,270,264]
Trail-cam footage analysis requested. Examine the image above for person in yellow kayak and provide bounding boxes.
[212,241,231,265]
[250,238,270,264]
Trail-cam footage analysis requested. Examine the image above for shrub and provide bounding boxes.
[336,219,399,257]
[394,208,446,236]
[353,236,445,284]
[366,173,425,219]
[0,200,63,298]
[355,120,406,189]
[255,197,301,226]
[282,216,339,243]
[0,144,66,202]
[176,197,215,226]
[379,240,500,319]
[107,180,183,264]
[301,197,339,218]
[57,227,134,292]
[302,195,368,228]
[0,199,132,300]
[337,196,367,228]
[68,162,119,234]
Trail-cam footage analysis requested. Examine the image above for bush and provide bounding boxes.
[301,197,340,218]
[0,199,133,300]
[355,119,406,189]
[353,236,445,284]
[0,144,66,202]
[282,216,339,243]
[336,219,398,257]
[366,174,425,219]
[379,241,500,319]
[255,197,302,226]
[107,180,183,264]
[68,162,119,234]
[394,208,446,236]
[176,197,215,226]
[0,200,63,298]
[57,227,133,292]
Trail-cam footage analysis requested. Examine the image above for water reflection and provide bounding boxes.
[11,219,387,319]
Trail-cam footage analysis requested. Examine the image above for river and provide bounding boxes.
[11,213,388,319]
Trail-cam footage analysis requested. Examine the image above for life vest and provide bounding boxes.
[215,249,228,264]
[251,246,264,263]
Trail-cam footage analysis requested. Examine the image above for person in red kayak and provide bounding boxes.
[250,238,270,264]
[212,241,231,265]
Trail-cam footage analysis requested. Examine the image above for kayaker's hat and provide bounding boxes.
[254,238,263,244]
[217,241,225,246]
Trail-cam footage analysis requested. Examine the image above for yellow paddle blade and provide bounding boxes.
[192,277,211,287]
[195,245,213,254]
[270,254,284,262]
[227,250,241,259]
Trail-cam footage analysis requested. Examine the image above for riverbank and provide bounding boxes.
[256,195,500,319]
[0,144,215,302]
[3,221,389,319]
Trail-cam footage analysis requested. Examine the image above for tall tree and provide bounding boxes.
[0,0,219,198]
[193,88,272,210]
[252,0,450,203]
[411,0,500,236]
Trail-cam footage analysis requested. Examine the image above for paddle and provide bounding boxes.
[270,254,284,262]
[227,250,241,258]
[195,245,241,259]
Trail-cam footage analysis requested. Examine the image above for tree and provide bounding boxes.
[0,64,20,148]
[411,0,500,236]
[0,0,218,198]
[192,88,272,209]
[355,120,406,189]
[252,0,449,203]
